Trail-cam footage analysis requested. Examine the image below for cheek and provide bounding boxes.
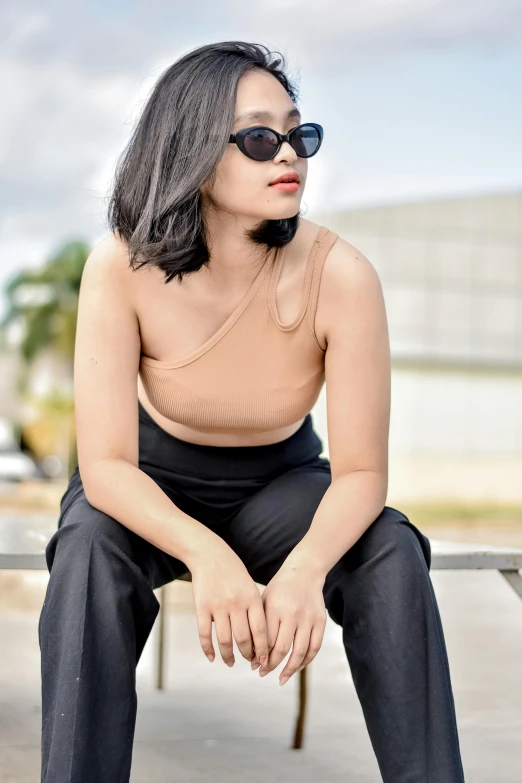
[214,158,266,202]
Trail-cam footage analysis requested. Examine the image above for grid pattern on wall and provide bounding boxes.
[314,192,522,370]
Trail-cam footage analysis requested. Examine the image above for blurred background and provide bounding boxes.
[1,2,521,781]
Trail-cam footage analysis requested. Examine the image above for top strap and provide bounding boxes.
[307,227,339,345]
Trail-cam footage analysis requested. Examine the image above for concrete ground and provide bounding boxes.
[1,525,522,782]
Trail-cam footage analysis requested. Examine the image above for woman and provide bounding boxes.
[38,41,465,782]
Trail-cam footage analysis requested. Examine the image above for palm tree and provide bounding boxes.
[1,239,89,365]
[0,239,91,477]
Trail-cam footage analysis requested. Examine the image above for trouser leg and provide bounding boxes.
[223,468,464,781]
[322,507,465,782]
[38,484,187,783]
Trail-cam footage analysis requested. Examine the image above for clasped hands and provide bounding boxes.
[251,560,327,686]
[191,543,327,687]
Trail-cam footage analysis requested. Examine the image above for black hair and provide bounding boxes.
[107,41,302,284]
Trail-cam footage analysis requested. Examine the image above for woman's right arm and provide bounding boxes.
[73,236,268,668]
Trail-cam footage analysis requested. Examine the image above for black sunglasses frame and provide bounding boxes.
[228,122,323,161]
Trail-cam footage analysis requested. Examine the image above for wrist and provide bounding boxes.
[283,545,328,584]
[176,527,228,573]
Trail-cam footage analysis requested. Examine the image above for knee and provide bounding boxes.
[323,507,431,628]
[328,505,430,577]
[367,506,431,572]
[45,494,133,573]
[40,495,158,632]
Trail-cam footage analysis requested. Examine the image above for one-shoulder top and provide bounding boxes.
[138,225,339,433]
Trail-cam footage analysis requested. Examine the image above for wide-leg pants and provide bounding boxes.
[38,400,465,782]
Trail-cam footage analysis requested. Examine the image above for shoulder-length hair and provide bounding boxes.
[107,41,302,284]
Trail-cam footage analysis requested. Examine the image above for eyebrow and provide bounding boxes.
[234,107,301,126]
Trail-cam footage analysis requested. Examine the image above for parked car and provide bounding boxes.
[0,444,41,482]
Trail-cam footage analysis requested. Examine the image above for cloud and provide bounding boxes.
[2,2,521,74]
[0,0,521,316]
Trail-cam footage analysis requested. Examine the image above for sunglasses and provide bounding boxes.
[228,122,323,162]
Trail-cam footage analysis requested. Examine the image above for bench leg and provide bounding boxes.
[155,584,307,749]
[156,585,166,690]
[292,666,308,749]
[499,569,522,601]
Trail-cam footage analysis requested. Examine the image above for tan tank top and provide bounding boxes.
[138,225,339,433]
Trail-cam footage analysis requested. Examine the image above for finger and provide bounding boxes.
[265,605,281,657]
[256,612,280,671]
[196,609,215,661]
[279,624,313,684]
[260,620,296,675]
[294,619,327,674]
[230,608,254,662]
[213,611,235,666]
[248,599,269,666]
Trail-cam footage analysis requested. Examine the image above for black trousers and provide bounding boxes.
[38,401,465,782]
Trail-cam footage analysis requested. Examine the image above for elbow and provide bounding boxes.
[80,474,101,509]
[333,467,388,507]
[78,455,138,510]
[77,457,112,509]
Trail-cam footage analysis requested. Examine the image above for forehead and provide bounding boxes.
[233,70,300,127]
[234,107,301,126]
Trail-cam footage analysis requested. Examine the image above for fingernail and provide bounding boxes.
[207,654,214,662]
[259,669,268,677]
[279,675,289,686]
[259,655,267,665]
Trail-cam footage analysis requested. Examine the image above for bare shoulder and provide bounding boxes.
[83,232,131,276]
[295,218,381,295]
[79,233,136,307]
[320,231,382,299]
[312,230,385,350]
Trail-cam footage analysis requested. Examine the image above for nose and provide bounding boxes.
[276,139,297,163]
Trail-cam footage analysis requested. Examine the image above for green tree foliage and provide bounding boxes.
[0,239,91,477]
[0,239,90,365]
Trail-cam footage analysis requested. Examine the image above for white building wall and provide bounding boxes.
[309,191,522,503]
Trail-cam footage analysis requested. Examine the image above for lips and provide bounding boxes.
[269,171,300,185]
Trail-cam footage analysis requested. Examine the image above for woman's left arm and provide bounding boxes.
[257,239,391,684]
[284,237,391,576]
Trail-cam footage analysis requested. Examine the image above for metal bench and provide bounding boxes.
[1,514,522,750]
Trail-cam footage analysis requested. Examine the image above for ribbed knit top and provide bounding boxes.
[138,225,339,433]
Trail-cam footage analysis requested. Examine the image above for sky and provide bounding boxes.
[0,0,521,319]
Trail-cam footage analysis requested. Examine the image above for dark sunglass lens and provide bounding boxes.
[291,125,321,157]
[244,128,279,160]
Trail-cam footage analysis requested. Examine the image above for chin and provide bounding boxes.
[266,203,302,221]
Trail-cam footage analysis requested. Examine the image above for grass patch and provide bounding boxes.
[398,500,522,527]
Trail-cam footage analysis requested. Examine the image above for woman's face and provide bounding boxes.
[201,69,307,223]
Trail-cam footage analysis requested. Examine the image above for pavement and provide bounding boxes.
[1,543,522,781]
